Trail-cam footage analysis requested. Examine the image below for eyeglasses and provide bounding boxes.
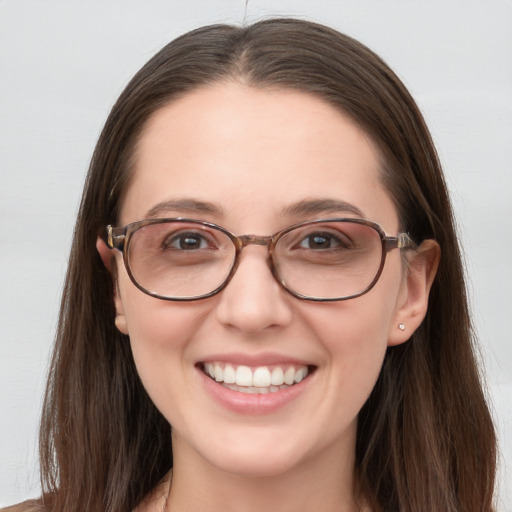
[105,218,415,302]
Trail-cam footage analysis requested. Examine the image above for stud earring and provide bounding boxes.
[398,323,405,331]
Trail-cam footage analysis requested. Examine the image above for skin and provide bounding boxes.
[97,82,439,512]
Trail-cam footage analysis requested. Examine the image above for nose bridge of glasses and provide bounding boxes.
[238,234,273,248]
[229,234,277,290]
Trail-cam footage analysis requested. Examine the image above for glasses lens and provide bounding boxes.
[127,221,236,299]
[274,220,383,299]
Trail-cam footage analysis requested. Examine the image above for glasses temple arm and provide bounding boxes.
[106,225,126,250]
[384,232,417,251]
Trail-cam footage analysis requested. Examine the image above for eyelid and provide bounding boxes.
[295,223,354,237]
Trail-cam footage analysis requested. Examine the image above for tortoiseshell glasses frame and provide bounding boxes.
[105,217,416,302]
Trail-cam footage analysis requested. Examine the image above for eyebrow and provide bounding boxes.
[144,199,224,219]
[282,198,365,218]
[144,197,365,221]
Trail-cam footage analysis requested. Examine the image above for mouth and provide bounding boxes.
[199,362,315,395]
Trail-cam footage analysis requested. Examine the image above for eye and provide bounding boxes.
[297,231,347,250]
[163,231,214,251]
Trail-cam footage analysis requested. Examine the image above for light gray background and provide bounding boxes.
[1,0,510,508]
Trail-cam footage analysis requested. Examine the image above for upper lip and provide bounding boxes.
[198,352,314,367]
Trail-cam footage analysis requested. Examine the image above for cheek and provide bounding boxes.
[116,272,208,411]
[301,279,400,408]
[117,264,205,350]
[305,284,396,355]
[127,303,189,386]
[314,301,390,381]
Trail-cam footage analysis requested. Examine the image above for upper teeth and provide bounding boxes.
[204,363,309,388]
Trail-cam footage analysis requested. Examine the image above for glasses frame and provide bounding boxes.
[105,217,416,302]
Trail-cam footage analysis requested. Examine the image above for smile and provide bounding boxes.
[202,362,310,395]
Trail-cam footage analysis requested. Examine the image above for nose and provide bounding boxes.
[214,246,293,335]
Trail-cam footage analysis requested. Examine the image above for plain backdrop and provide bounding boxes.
[1,0,511,508]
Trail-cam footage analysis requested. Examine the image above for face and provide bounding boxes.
[111,83,416,480]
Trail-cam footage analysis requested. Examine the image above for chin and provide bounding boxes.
[193,423,339,480]
[208,449,306,479]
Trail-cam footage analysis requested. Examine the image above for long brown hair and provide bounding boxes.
[36,18,496,511]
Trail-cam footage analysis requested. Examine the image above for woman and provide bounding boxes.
[4,18,496,512]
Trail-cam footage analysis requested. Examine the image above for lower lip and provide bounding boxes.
[198,367,312,415]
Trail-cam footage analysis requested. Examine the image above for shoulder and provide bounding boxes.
[133,470,172,512]
[0,500,46,512]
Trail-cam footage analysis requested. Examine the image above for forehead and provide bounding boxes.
[121,82,398,231]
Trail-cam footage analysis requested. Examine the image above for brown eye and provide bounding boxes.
[163,231,211,250]
[301,233,336,249]
[296,231,351,250]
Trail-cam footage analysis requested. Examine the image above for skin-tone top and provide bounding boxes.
[133,471,172,512]
[0,472,173,512]
[0,501,45,512]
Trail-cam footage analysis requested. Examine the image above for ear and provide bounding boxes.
[96,236,114,271]
[388,239,440,346]
[96,236,129,335]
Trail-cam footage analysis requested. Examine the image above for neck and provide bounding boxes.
[166,429,363,512]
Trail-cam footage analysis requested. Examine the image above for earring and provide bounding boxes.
[398,323,405,331]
